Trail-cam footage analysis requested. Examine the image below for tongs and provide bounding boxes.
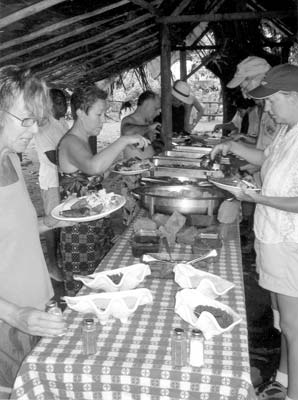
[141,248,217,265]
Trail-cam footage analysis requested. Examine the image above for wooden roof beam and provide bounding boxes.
[1,13,128,64]
[157,10,294,24]
[128,0,159,16]
[19,13,154,68]
[91,47,158,81]
[0,0,68,30]
[39,24,155,76]
[42,31,158,80]
[171,0,193,16]
[0,0,130,52]
[85,40,158,76]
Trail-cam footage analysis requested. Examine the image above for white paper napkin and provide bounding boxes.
[175,289,242,339]
[174,263,234,298]
[62,288,153,324]
[74,263,151,292]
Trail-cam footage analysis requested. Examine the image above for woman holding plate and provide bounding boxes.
[57,84,148,295]
[211,64,298,400]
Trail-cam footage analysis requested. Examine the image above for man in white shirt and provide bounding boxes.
[34,89,69,281]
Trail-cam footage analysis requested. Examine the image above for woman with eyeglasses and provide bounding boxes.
[0,66,66,398]
[57,84,149,295]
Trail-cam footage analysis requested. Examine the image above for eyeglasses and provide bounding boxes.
[0,109,49,127]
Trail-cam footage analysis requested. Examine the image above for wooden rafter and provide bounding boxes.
[92,47,158,81]
[19,13,154,68]
[157,10,294,24]
[0,0,130,52]
[39,24,155,77]
[171,0,193,16]
[128,0,159,16]
[85,40,158,76]
[0,0,67,30]
[42,31,158,80]
[1,13,129,64]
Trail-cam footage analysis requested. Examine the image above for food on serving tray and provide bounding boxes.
[114,157,153,172]
[107,272,123,285]
[194,305,233,328]
[59,189,120,218]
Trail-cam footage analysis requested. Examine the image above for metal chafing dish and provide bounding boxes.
[132,184,226,216]
[162,148,211,159]
[152,156,225,179]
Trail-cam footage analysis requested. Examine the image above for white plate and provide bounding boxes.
[209,178,260,196]
[51,194,126,222]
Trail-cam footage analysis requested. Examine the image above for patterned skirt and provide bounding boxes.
[60,218,114,295]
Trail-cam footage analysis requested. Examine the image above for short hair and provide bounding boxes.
[0,65,51,126]
[70,85,108,120]
[50,88,67,118]
[137,90,157,106]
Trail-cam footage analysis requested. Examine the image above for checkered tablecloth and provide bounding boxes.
[11,214,256,400]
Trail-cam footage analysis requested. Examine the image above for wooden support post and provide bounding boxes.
[180,48,187,80]
[160,23,172,150]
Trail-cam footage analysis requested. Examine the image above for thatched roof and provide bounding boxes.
[0,0,297,88]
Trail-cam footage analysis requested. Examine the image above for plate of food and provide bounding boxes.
[209,176,261,196]
[112,157,154,175]
[51,189,126,222]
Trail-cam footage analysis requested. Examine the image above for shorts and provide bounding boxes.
[0,320,38,397]
[256,239,298,297]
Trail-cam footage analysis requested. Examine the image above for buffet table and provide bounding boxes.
[11,212,256,400]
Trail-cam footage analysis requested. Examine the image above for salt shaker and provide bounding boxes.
[45,299,62,316]
[171,328,188,367]
[82,318,97,355]
[189,329,204,367]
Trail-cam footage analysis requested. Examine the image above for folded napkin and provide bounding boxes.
[74,263,151,292]
[63,288,153,324]
[174,263,234,298]
[175,289,242,339]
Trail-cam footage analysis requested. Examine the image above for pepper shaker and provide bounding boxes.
[45,299,62,316]
[171,327,188,367]
[82,318,97,355]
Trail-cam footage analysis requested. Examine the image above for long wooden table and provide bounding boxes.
[11,213,256,400]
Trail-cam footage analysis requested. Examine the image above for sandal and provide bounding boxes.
[256,380,287,399]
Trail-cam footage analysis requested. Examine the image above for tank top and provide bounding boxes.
[0,153,53,309]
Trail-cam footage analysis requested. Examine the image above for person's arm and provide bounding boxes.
[235,190,298,213]
[210,140,265,166]
[121,119,160,142]
[185,97,205,131]
[63,134,148,176]
[0,297,65,337]
[214,121,238,132]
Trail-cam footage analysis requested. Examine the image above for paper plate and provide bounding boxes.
[51,194,126,222]
[209,178,260,197]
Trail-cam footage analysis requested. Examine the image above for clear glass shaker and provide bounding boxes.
[189,329,204,367]
[45,299,62,316]
[171,327,188,367]
[82,318,97,355]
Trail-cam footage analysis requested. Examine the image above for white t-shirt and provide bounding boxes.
[254,123,298,243]
[35,116,69,190]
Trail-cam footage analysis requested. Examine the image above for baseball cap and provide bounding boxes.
[227,56,271,88]
[248,64,298,99]
[172,80,194,105]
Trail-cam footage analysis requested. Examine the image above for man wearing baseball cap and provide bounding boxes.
[211,64,298,400]
[227,56,281,151]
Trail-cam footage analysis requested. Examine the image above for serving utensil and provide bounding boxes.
[141,248,217,265]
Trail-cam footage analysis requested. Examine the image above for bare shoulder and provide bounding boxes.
[121,112,138,127]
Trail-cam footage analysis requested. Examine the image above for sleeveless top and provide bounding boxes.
[0,153,53,309]
[56,132,103,198]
